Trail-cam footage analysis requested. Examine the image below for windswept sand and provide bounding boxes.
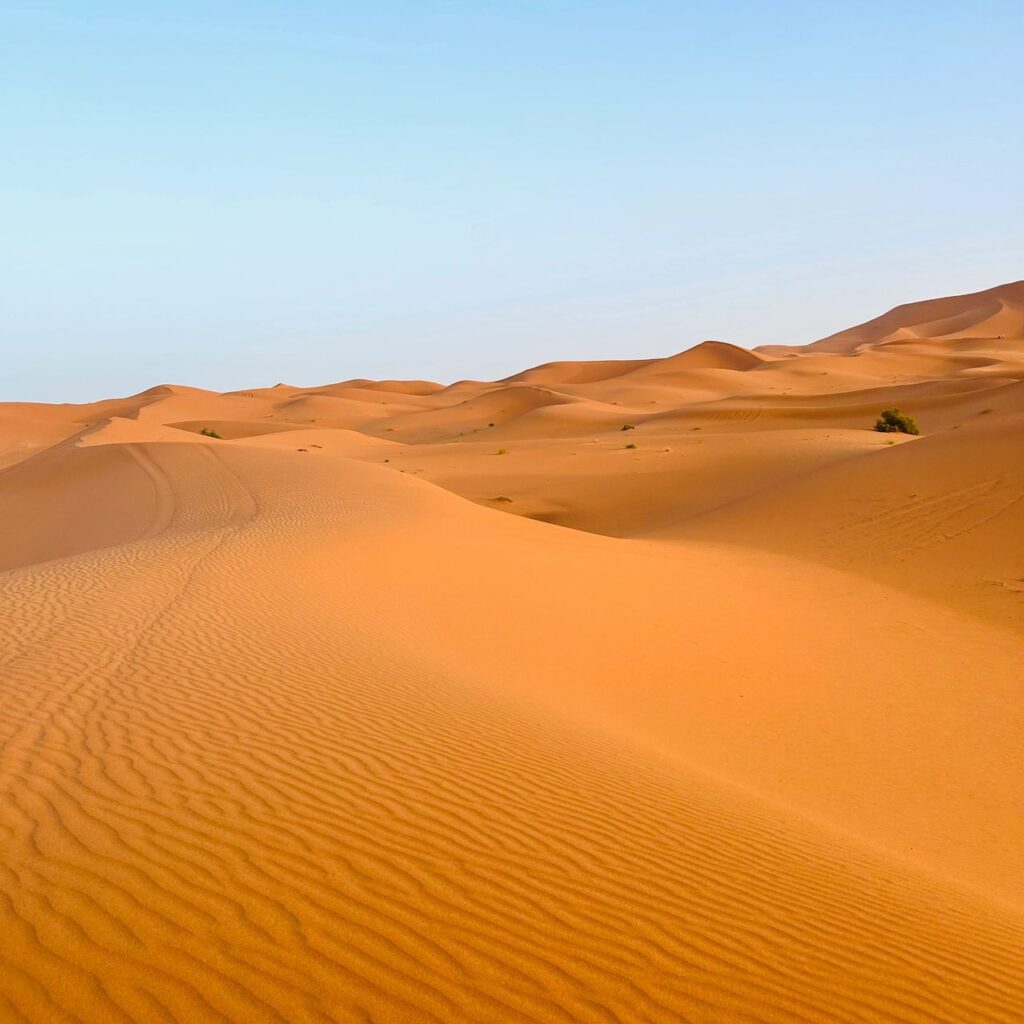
[2,281,1023,1022]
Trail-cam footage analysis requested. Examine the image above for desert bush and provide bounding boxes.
[620,423,635,431]
[874,408,919,435]
[625,443,637,449]
[496,448,508,455]
[199,427,221,438]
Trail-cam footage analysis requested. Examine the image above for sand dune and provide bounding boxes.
[2,281,1023,1022]
[502,357,656,386]
[624,340,768,375]
[767,280,1024,355]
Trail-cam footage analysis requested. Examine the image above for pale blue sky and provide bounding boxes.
[3,1,1022,401]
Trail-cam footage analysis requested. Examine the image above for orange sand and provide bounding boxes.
[1,281,1023,1022]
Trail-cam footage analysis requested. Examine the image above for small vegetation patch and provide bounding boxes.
[625,443,637,449]
[199,427,221,438]
[874,408,919,435]
[495,448,509,455]
[620,423,635,431]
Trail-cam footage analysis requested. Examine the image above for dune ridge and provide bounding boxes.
[1,281,1023,1022]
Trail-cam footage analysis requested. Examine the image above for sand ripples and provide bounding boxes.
[2,443,1022,1022]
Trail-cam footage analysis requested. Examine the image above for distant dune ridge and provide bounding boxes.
[1,282,1023,1023]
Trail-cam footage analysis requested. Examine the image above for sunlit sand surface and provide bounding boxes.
[2,282,1023,1022]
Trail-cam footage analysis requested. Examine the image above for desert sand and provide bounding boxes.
[1,281,1023,1023]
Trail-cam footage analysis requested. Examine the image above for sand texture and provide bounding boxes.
[2,281,1023,1022]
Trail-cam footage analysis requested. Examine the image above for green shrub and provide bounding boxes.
[874,408,919,435]
[620,423,635,431]
[199,427,221,438]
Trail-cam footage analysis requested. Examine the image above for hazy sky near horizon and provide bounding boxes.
[3,1,1022,401]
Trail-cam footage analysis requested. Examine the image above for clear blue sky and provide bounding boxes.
[3,1,1022,401]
